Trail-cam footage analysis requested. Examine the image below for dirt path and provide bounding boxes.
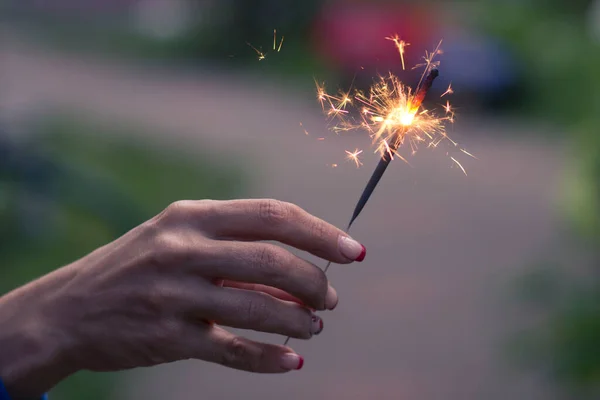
[2,37,564,399]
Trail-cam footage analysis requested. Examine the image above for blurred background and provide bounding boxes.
[1,0,599,399]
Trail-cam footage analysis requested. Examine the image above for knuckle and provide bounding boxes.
[253,245,282,272]
[243,294,271,326]
[165,200,195,221]
[251,245,288,285]
[222,337,263,372]
[258,199,293,226]
[191,199,220,222]
[308,218,329,245]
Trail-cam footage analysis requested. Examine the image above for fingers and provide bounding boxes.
[197,325,304,373]
[222,281,305,306]
[202,286,324,339]
[205,241,338,310]
[198,199,366,264]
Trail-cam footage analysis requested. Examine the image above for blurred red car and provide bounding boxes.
[311,0,519,107]
[312,1,444,82]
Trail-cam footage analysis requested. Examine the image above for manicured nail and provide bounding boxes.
[338,236,366,261]
[311,314,324,335]
[356,245,366,262]
[325,285,338,310]
[280,353,304,370]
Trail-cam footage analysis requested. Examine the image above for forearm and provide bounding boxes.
[0,273,76,399]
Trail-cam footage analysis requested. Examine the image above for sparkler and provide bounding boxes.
[283,39,472,346]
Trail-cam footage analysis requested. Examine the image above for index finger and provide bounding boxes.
[198,199,366,264]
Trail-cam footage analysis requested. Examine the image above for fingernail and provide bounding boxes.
[280,353,304,370]
[338,236,366,261]
[325,285,338,310]
[311,314,324,335]
[356,245,366,262]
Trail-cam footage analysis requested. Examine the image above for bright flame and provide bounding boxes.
[315,38,472,172]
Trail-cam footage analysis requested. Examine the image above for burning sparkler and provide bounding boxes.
[315,39,472,250]
[283,38,472,346]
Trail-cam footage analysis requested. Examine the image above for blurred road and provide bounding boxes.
[1,36,565,399]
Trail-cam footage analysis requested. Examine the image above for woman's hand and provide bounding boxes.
[0,199,366,398]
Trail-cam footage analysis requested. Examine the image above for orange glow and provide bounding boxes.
[315,38,473,173]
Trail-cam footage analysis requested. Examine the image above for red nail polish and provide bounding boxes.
[356,245,366,262]
[297,356,304,370]
[319,319,324,332]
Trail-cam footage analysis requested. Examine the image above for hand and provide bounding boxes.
[0,199,366,398]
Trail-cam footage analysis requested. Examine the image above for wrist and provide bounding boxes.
[0,274,77,399]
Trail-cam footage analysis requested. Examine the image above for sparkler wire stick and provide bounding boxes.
[284,68,440,347]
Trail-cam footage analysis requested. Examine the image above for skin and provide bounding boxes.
[0,199,366,399]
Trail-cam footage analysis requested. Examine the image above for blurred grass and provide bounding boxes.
[0,111,246,400]
[475,1,600,395]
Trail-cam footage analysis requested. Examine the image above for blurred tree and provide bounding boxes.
[476,0,600,397]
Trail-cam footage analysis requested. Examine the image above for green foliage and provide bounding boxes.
[475,0,600,394]
[511,265,600,398]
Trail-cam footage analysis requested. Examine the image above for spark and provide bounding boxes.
[461,148,478,160]
[249,30,284,61]
[451,157,467,176]
[443,100,452,114]
[345,149,364,168]
[300,122,309,135]
[247,42,266,61]
[315,39,472,178]
[273,29,284,52]
[386,35,410,70]
[441,83,453,97]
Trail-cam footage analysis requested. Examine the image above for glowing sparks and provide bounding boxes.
[451,157,467,176]
[247,42,266,61]
[248,30,284,61]
[300,122,309,135]
[443,100,453,114]
[441,83,453,97]
[386,35,410,70]
[345,149,364,168]
[316,38,472,174]
[460,148,478,160]
[274,29,284,52]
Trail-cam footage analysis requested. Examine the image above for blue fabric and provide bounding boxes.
[0,377,47,399]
